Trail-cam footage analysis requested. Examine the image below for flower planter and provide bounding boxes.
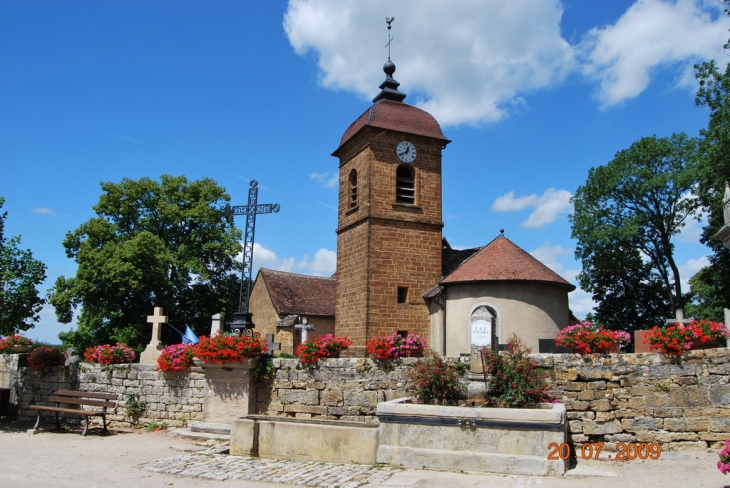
[9,346,32,354]
[196,358,259,423]
[597,343,620,354]
[402,348,424,358]
[376,398,568,476]
[689,339,725,350]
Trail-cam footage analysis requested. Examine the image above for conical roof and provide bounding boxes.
[441,235,575,290]
[334,59,449,153]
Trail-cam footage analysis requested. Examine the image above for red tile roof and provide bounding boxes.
[259,269,336,317]
[441,236,575,290]
[337,100,450,150]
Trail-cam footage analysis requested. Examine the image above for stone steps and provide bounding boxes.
[169,422,231,441]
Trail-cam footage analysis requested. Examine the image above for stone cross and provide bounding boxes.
[666,308,692,327]
[266,334,281,355]
[146,307,168,347]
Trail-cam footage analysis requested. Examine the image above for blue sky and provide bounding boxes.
[1,0,727,343]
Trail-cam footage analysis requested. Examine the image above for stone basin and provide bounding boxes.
[376,397,568,476]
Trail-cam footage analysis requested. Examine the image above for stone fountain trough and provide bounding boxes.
[376,398,568,476]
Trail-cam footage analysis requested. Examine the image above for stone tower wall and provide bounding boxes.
[335,127,444,352]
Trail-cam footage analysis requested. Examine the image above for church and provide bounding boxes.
[249,55,574,356]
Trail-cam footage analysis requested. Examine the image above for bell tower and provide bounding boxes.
[332,38,450,354]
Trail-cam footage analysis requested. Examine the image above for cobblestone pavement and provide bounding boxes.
[139,447,399,488]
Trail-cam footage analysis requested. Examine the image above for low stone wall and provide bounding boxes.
[5,349,730,451]
[534,348,730,451]
[255,357,423,423]
[14,362,205,428]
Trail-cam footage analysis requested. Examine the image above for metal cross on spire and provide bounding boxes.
[385,17,395,60]
[229,180,280,334]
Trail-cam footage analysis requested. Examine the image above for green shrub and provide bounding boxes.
[405,352,467,403]
[481,334,554,408]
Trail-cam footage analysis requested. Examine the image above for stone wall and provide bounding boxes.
[5,349,730,451]
[13,362,205,428]
[534,348,730,451]
[255,357,420,423]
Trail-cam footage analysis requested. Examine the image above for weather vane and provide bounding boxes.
[385,17,395,60]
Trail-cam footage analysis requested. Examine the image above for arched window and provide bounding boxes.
[395,165,415,204]
[349,170,358,208]
[470,305,499,349]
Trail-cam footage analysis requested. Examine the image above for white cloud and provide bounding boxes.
[529,243,593,318]
[579,0,726,108]
[284,0,574,126]
[32,207,57,215]
[530,244,570,274]
[284,1,725,122]
[248,243,296,274]
[244,243,337,277]
[492,191,537,212]
[569,288,596,319]
[530,243,581,281]
[678,254,710,293]
[310,172,338,188]
[677,216,704,243]
[307,248,337,276]
[492,188,572,228]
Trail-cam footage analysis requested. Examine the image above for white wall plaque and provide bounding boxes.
[471,319,492,347]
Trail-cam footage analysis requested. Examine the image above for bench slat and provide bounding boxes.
[28,405,101,416]
[47,396,116,408]
[54,390,118,400]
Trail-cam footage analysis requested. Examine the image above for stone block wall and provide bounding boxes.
[256,357,421,423]
[6,348,730,451]
[533,348,730,451]
[14,362,205,428]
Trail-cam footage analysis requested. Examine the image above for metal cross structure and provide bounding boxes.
[230,180,280,333]
[385,17,395,59]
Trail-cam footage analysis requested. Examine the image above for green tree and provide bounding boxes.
[49,175,243,352]
[0,197,47,335]
[693,59,730,315]
[571,134,700,330]
[684,265,726,322]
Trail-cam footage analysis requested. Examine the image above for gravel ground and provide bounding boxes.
[0,421,729,488]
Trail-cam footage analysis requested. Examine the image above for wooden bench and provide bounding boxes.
[28,389,118,436]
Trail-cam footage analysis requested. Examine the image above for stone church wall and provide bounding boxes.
[5,349,730,450]
[443,281,570,355]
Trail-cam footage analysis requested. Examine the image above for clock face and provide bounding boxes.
[396,140,417,163]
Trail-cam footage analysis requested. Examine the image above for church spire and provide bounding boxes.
[373,17,407,103]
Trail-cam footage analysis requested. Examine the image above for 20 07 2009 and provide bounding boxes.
[547,442,662,460]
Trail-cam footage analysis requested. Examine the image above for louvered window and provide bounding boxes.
[395,165,415,204]
[349,170,357,208]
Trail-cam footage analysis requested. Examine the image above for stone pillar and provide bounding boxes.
[197,359,258,424]
[210,313,225,336]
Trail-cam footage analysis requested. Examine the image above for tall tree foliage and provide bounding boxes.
[49,176,243,352]
[0,197,47,335]
[691,59,730,319]
[571,134,700,330]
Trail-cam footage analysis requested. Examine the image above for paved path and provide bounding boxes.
[141,451,397,487]
[1,423,729,487]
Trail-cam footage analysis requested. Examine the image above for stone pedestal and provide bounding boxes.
[196,359,258,423]
[634,330,652,353]
[139,343,163,365]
